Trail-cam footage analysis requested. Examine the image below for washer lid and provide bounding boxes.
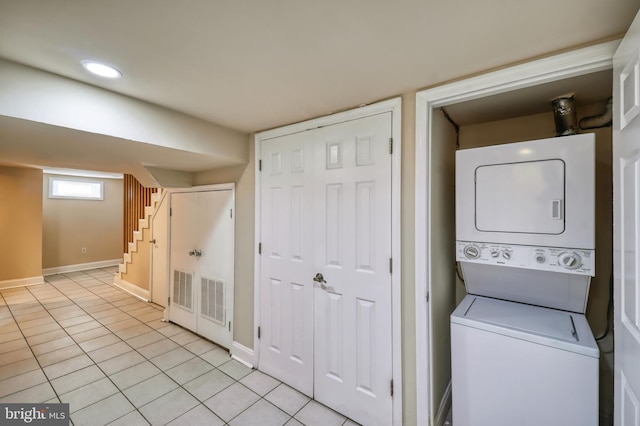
[451,295,599,357]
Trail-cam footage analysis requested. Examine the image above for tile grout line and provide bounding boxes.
[12,271,150,422]
[4,276,277,425]
[42,270,169,424]
[41,270,233,425]
[0,286,67,405]
[2,269,356,426]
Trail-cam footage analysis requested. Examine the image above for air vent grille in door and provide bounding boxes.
[173,270,193,310]
[201,278,225,325]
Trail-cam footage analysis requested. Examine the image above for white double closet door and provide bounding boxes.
[259,112,393,426]
[169,189,234,349]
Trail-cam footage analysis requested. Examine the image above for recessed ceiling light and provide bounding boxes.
[81,61,121,79]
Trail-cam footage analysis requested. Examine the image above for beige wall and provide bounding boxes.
[400,94,417,426]
[122,227,150,291]
[458,105,613,423]
[42,174,123,269]
[429,107,458,418]
[0,166,43,281]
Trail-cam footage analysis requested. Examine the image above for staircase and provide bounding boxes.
[113,185,165,300]
[118,188,163,276]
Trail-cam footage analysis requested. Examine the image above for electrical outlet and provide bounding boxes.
[81,247,87,254]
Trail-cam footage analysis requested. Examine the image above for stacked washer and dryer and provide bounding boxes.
[451,133,599,426]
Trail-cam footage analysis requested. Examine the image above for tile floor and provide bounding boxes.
[0,267,359,426]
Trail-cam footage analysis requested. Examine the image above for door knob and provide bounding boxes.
[313,273,327,290]
[188,249,202,257]
[313,273,326,284]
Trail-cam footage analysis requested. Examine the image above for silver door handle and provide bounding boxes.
[150,239,156,244]
[313,273,326,284]
[313,273,330,291]
[188,249,202,257]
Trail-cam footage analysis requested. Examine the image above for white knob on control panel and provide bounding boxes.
[559,252,582,270]
[463,244,481,260]
[535,254,546,264]
[490,249,500,258]
[502,251,511,260]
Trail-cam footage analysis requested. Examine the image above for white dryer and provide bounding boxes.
[452,134,599,426]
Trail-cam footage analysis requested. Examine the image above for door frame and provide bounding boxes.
[414,41,618,425]
[165,182,236,341]
[254,98,403,425]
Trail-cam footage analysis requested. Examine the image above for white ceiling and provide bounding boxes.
[0,0,637,175]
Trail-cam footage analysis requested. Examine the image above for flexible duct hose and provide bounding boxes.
[579,97,612,130]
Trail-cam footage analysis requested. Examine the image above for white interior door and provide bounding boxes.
[614,12,640,426]
[258,112,394,426]
[313,113,393,426]
[259,131,315,396]
[169,192,198,331]
[169,189,235,349]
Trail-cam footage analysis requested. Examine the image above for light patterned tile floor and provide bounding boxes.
[0,268,359,426]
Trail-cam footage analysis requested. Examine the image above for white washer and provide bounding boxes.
[451,295,599,426]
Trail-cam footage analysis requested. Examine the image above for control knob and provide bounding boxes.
[463,244,481,260]
[490,249,500,258]
[535,254,546,264]
[559,252,582,270]
[502,250,512,260]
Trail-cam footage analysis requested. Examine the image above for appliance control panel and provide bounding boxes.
[456,241,595,276]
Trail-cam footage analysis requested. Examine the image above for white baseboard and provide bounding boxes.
[435,381,452,426]
[231,341,254,368]
[112,277,150,302]
[0,276,45,290]
[43,259,121,276]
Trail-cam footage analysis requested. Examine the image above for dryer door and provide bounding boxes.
[475,159,565,234]
[455,134,595,249]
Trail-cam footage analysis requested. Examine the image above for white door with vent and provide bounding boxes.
[614,11,640,426]
[259,112,393,426]
[169,189,234,349]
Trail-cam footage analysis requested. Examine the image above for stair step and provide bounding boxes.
[121,187,163,280]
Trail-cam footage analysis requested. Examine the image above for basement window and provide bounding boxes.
[48,177,104,200]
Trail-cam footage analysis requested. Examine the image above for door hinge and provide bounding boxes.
[167,297,170,306]
[426,291,430,303]
[259,159,262,171]
[228,321,231,331]
[230,208,233,219]
[389,258,393,274]
[258,326,261,339]
[389,138,393,155]
[258,243,262,255]
[169,207,172,217]
[390,379,394,397]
